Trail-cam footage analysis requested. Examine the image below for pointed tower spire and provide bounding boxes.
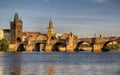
[49,18,53,28]
[14,12,19,22]
[47,18,55,35]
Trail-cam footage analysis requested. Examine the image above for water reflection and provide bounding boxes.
[46,64,54,75]
[0,52,4,75]
[3,52,21,75]
[0,52,120,75]
[8,64,120,75]
[9,66,21,75]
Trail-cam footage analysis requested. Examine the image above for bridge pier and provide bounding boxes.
[25,45,34,52]
[9,44,18,52]
[66,45,74,52]
[91,38,103,52]
[66,32,74,52]
[92,44,102,52]
[45,45,52,52]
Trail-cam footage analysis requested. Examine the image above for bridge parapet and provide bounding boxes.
[94,38,108,44]
[80,38,92,43]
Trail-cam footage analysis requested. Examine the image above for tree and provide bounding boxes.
[0,38,9,51]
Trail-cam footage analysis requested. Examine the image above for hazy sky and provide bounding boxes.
[0,0,120,37]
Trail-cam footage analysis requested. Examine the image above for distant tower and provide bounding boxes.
[47,18,55,36]
[10,12,23,44]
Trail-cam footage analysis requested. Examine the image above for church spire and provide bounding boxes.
[47,18,55,35]
[14,12,19,22]
[49,18,53,28]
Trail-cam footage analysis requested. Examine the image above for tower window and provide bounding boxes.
[17,37,21,42]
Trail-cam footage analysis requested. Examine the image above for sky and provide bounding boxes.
[0,0,120,37]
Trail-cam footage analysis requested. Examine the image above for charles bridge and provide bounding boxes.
[9,33,120,52]
[8,13,120,52]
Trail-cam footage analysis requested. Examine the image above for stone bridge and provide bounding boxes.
[12,36,120,52]
[77,37,120,52]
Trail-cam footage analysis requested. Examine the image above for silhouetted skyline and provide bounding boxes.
[0,0,120,37]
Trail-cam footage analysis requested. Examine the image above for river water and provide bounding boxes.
[0,51,120,75]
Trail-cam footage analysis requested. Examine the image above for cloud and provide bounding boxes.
[89,0,109,3]
[43,0,49,3]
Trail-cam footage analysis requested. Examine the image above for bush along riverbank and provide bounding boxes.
[105,43,120,50]
[0,38,9,52]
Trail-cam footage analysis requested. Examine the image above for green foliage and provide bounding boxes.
[105,43,120,50]
[0,38,9,51]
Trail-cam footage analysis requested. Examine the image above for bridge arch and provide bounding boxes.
[17,44,26,52]
[52,42,67,52]
[75,41,92,51]
[33,42,45,52]
[33,43,41,51]
[102,40,118,52]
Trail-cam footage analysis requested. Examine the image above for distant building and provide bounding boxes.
[61,33,77,40]
[3,29,10,41]
[10,12,23,44]
[21,32,47,45]
[0,29,4,40]
[47,18,55,36]
[55,33,62,39]
[61,33,69,39]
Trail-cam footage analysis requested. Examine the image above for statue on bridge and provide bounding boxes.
[67,32,74,52]
[68,32,74,45]
[45,33,53,52]
[47,33,52,45]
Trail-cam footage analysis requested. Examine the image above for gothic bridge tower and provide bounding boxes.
[10,12,23,44]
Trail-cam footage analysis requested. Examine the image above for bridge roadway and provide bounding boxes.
[9,37,120,52]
